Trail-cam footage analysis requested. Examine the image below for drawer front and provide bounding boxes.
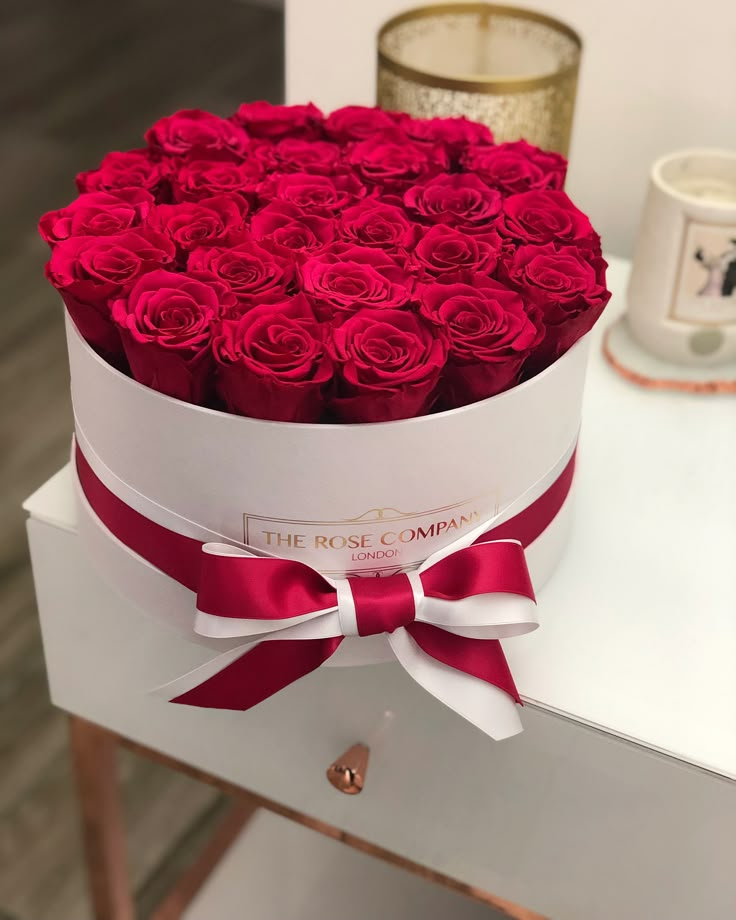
[29,518,736,920]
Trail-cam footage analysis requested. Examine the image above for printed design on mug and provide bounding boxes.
[244,496,498,577]
[670,221,736,326]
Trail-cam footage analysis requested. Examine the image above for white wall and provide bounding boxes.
[286,0,736,256]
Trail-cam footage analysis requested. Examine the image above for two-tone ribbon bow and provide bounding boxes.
[165,535,537,739]
[74,440,575,739]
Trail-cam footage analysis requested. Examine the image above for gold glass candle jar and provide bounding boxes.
[377,3,582,156]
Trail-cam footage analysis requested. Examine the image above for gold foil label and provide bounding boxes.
[243,498,496,577]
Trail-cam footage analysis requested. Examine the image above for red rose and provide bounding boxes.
[347,138,446,191]
[404,174,502,228]
[257,171,366,214]
[501,243,610,363]
[338,199,417,253]
[188,238,292,305]
[300,244,414,321]
[462,142,566,194]
[46,229,175,356]
[246,140,278,172]
[145,109,249,158]
[232,101,324,140]
[213,289,290,321]
[170,155,263,203]
[328,309,446,423]
[402,116,493,163]
[420,277,541,404]
[505,140,567,190]
[323,105,401,143]
[411,224,500,278]
[213,294,331,422]
[497,190,600,251]
[76,149,166,198]
[272,138,342,175]
[46,230,176,301]
[39,189,154,247]
[147,195,248,254]
[187,239,292,305]
[111,270,224,403]
[250,200,336,260]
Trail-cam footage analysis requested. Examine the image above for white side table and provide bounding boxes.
[25,258,736,920]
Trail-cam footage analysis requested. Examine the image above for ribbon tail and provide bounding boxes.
[155,637,343,711]
[389,624,522,741]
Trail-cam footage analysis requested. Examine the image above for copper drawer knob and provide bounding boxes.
[326,743,369,795]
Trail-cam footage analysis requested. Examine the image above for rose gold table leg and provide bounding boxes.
[149,801,257,920]
[68,716,136,920]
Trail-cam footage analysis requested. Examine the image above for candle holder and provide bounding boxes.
[604,149,736,393]
[376,3,582,156]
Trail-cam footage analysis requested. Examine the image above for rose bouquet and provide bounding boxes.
[40,103,612,740]
[41,102,610,424]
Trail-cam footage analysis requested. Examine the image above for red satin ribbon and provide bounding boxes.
[352,574,416,636]
[74,444,576,712]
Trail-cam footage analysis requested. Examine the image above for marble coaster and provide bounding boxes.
[602,316,736,393]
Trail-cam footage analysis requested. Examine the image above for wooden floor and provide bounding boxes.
[0,2,283,918]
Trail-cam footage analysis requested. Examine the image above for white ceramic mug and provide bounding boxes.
[627,149,736,365]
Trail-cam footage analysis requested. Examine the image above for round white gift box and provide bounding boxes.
[67,313,590,666]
